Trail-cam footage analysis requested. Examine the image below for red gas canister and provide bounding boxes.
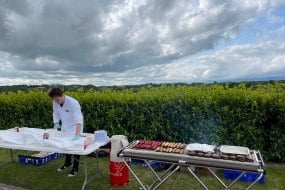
[109,161,129,186]
[109,135,129,187]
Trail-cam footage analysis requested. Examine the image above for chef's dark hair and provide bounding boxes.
[48,87,63,98]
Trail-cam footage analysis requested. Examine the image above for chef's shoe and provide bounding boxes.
[57,164,72,172]
[68,168,78,177]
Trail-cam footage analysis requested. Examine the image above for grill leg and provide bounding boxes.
[123,160,148,190]
[144,160,162,180]
[187,167,209,190]
[245,173,263,190]
[227,171,245,189]
[124,159,179,190]
[208,168,227,189]
[148,163,177,189]
[152,165,180,190]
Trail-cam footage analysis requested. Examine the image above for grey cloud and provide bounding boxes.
[115,41,285,84]
[0,0,106,64]
[1,40,284,86]
[0,0,279,74]
[192,41,285,81]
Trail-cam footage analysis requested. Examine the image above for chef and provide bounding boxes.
[48,87,84,177]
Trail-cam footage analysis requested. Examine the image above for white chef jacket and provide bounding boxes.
[52,95,83,133]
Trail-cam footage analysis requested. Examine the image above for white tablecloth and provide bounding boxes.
[0,128,110,155]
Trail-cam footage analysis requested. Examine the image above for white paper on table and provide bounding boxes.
[42,136,69,149]
[22,132,44,146]
[0,131,24,145]
[0,128,108,153]
[62,139,85,151]
[20,127,45,134]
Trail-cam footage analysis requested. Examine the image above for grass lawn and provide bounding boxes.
[0,149,284,190]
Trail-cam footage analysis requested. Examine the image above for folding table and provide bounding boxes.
[0,128,110,190]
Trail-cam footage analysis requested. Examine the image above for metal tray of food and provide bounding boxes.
[186,143,215,153]
[220,145,250,155]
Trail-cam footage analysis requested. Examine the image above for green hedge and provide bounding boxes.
[0,83,284,162]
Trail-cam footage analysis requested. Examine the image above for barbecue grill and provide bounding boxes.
[118,140,266,190]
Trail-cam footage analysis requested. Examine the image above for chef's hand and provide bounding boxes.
[53,123,61,129]
[72,135,80,141]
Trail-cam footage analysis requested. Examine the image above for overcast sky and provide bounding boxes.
[0,0,284,86]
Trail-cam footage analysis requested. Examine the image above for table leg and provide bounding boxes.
[81,151,103,190]
[95,150,102,176]
[81,157,88,190]
[0,149,16,167]
[10,149,15,162]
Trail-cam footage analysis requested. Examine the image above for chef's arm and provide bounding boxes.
[52,104,60,124]
[75,123,81,135]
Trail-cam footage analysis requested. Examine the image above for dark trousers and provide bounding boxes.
[64,154,80,170]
